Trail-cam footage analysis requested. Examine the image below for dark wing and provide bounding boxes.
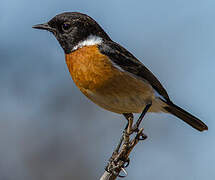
[98,40,170,101]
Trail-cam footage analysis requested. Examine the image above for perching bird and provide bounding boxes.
[33,12,208,132]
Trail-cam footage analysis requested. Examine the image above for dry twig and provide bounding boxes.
[100,114,147,180]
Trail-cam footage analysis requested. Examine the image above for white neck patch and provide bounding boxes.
[72,35,103,51]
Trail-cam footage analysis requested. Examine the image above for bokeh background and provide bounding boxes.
[1,0,214,179]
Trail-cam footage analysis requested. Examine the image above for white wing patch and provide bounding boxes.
[72,35,103,51]
[111,61,126,72]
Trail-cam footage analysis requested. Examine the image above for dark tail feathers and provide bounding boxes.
[163,101,208,132]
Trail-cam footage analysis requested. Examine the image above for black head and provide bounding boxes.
[33,12,111,54]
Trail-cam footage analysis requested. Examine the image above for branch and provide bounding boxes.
[100,115,147,180]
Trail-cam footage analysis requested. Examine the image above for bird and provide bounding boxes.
[33,12,208,132]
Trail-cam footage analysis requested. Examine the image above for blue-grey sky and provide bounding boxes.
[0,0,214,179]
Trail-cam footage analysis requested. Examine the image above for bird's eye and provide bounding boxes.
[62,22,71,31]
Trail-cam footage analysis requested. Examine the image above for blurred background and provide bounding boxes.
[1,0,214,179]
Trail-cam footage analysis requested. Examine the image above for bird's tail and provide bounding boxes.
[158,99,208,132]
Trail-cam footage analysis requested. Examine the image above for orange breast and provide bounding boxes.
[65,45,154,113]
[65,45,117,90]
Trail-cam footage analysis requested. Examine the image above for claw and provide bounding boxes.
[118,167,128,178]
[134,128,147,141]
[138,133,147,140]
[132,124,139,133]
[123,158,130,168]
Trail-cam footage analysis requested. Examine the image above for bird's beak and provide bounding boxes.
[32,23,54,32]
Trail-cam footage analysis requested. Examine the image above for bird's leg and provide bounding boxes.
[132,103,152,137]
